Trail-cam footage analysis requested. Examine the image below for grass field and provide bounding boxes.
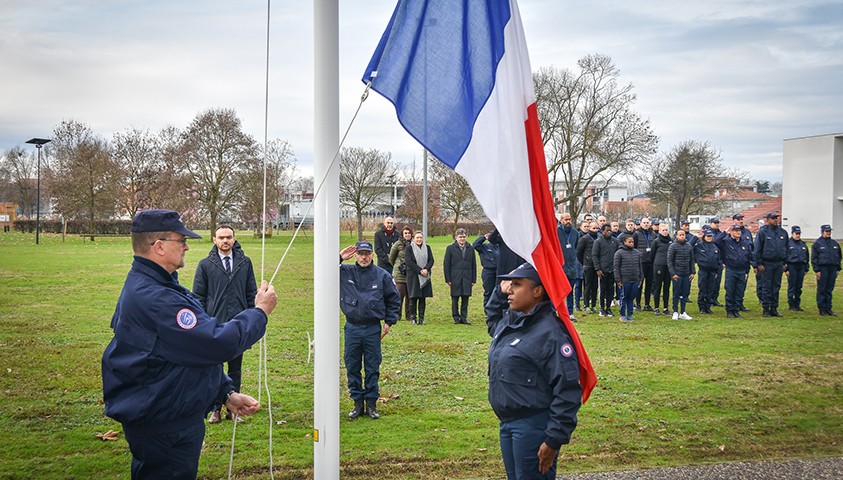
[0,231,841,479]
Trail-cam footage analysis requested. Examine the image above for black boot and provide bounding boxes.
[762,307,771,318]
[348,401,364,420]
[771,308,783,317]
[366,399,380,419]
[726,311,735,318]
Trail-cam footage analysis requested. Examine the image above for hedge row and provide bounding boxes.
[13,220,133,234]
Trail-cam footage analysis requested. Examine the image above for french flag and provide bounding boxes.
[363,0,596,401]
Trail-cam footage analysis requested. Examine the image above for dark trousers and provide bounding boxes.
[620,282,639,318]
[725,268,748,313]
[697,268,718,310]
[395,282,411,320]
[672,276,691,313]
[652,265,670,309]
[343,322,382,401]
[636,262,653,307]
[786,263,807,308]
[451,295,470,323]
[124,420,205,480]
[712,268,723,304]
[817,266,838,312]
[481,268,497,307]
[572,277,583,309]
[758,264,783,309]
[583,268,598,309]
[599,272,615,311]
[409,297,427,321]
[499,410,557,480]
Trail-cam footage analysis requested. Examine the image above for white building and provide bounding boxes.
[782,132,843,238]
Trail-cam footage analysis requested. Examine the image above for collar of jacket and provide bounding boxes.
[132,255,179,285]
[505,300,554,330]
[208,241,243,261]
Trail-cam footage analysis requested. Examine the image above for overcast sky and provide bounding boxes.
[2,0,842,183]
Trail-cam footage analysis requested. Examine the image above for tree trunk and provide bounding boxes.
[356,211,364,241]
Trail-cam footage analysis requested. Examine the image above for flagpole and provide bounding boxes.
[423,148,429,239]
[313,0,340,478]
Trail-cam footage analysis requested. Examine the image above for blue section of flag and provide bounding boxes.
[363,0,510,169]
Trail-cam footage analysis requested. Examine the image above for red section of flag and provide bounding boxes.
[525,103,597,402]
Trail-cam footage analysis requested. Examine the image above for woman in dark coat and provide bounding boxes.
[389,226,414,321]
[405,231,434,325]
[443,228,477,325]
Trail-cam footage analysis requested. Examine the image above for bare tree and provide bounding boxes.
[239,139,297,228]
[430,159,482,228]
[648,140,739,230]
[0,146,38,218]
[47,120,121,236]
[179,108,258,233]
[113,127,163,218]
[339,147,398,240]
[534,55,659,220]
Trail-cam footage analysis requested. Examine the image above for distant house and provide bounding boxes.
[553,183,628,218]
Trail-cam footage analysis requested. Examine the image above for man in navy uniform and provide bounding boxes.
[812,224,842,316]
[339,240,401,419]
[708,217,725,307]
[784,225,810,312]
[102,209,277,479]
[473,232,500,307]
[715,224,753,318]
[694,228,720,314]
[753,213,788,317]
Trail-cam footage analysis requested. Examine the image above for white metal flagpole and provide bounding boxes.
[313,0,340,478]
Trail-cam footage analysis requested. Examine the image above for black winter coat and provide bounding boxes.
[634,227,655,263]
[193,242,257,323]
[667,240,696,277]
[650,234,672,268]
[444,242,477,297]
[592,234,619,273]
[577,232,598,269]
[613,245,643,284]
[374,227,400,271]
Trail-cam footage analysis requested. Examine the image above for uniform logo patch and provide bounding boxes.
[176,308,198,330]
[560,343,574,357]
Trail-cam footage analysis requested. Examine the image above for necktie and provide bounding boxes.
[224,256,231,274]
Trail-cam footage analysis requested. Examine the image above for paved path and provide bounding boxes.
[553,457,843,480]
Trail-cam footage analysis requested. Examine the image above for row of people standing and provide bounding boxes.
[563,211,841,320]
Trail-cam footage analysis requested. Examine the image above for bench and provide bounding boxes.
[80,233,131,242]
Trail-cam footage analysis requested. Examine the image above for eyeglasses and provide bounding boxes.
[152,237,188,246]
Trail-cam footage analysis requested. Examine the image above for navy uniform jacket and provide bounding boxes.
[576,232,598,269]
[694,241,721,271]
[716,236,753,273]
[193,241,257,323]
[784,238,809,270]
[592,235,619,273]
[557,224,582,280]
[753,225,788,267]
[488,301,582,450]
[472,235,499,270]
[102,257,267,428]
[811,237,842,272]
[340,261,401,325]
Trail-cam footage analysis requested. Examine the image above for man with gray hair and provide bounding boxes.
[444,228,477,324]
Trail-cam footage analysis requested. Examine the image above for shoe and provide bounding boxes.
[209,410,222,424]
[663,308,670,315]
[643,305,654,312]
[598,310,607,318]
[590,307,599,315]
[653,309,661,316]
[740,306,750,312]
[348,401,364,420]
[462,318,472,325]
[726,311,736,318]
[453,318,461,324]
[679,312,693,320]
[828,310,838,317]
[611,300,619,307]
[627,316,635,322]
[789,305,799,312]
[569,315,577,322]
[418,318,425,325]
[734,311,743,318]
[576,306,583,312]
[410,316,417,325]
[671,312,679,320]
[634,304,641,311]
[606,309,614,317]
[713,300,724,307]
[762,308,771,318]
[619,316,627,323]
[366,400,380,420]
[771,309,783,317]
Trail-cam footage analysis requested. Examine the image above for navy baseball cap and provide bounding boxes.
[132,209,201,238]
[703,229,714,236]
[681,219,690,226]
[766,212,779,219]
[710,217,721,223]
[498,262,542,285]
[355,240,374,252]
[730,224,742,231]
[653,220,660,225]
[732,213,744,220]
[821,224,833,232]
[791,225,801,233]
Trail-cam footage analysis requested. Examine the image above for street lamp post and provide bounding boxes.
[25,138,51,245]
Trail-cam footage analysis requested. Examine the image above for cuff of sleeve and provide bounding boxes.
[544,436,565,451]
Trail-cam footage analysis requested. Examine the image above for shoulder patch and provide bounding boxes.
[176,308,198,330]
[560,343,574,358]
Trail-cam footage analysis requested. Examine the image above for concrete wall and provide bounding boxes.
[782,133,843,239]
